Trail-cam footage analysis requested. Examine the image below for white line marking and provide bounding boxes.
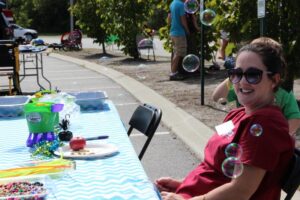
[130,131,170,136]
[115,102,139,106]
[50,77,105,81]
[61,86,121,92]
[46,69,88,73]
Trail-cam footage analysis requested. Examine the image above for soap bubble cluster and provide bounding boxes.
[222,143,244,178]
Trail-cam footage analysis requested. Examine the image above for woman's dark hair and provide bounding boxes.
[237,42,286,79]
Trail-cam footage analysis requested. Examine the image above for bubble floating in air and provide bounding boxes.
[222,157,244,178]
[200,9,216,26]
[225,143,243,159]
[184,0,199,14]
[136,64,147,80]
[249,124,263,137]
[182,54,200,72]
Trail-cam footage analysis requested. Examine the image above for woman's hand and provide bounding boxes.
[161,191,185,200]
[155,177,181,192]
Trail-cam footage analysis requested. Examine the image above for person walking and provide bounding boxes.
[168,0,190,81]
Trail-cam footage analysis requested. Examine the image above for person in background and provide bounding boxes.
[176,7,201,75]
[212,37,300,137]
[185,11,200,55]
[168,0,190,81]
[156,42,294,200]
[217,30,229,60]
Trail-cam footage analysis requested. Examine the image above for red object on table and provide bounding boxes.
[69,137,86,151]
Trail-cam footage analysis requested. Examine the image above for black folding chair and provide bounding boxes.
[136,34,156,61]
[127,103,162,160]
[282,148,300,200]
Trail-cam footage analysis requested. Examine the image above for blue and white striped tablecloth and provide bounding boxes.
[0,100,160,200]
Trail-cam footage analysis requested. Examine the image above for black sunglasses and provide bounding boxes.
[227,67,273,84]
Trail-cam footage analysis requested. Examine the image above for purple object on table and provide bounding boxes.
[26,132,55,147]
[51,104,64,112]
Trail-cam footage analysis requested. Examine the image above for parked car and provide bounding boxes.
[0,4,13,40]
[10,23,38,42]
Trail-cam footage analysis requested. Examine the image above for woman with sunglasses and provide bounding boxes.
[212,37,300,137]
[155,42,294,200]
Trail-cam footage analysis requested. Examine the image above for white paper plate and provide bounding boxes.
[54,143,118,159]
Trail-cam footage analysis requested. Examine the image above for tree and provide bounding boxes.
[72,0,107,54]
[73,0,157,58]
[8,0,34,27]
[98,0,157,59]
[9,0,69,33]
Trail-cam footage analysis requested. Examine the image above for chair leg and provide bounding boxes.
[13,73,22,95]
[152,49,155,61]
[138,134,154,160]
[8,75,12,95]
[138,49,142,59]
[127,127,133,136]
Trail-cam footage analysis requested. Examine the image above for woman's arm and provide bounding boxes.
[191,14,201,32]
[288,119,300,136]
[190,165,266,200]
[280,91,300,135]
[167,13,171,25]
[180,15,190,35]
[212,78,231,102]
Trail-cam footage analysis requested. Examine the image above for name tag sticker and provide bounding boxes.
[215,120,234,136]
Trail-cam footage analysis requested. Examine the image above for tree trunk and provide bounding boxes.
[102,42,107,54]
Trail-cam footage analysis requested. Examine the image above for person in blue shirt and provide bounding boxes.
[168,0,190,81]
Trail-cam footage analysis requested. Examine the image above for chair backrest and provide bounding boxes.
[136,34,153,49]
[127,103,162,160]
[69,29,82,44]
[282,148,300,200]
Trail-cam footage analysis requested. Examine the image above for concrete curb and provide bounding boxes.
[50,53,214,159]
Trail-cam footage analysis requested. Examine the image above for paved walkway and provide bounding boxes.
[18,51,300,199]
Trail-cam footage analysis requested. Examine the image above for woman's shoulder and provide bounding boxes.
[223,107,248,125]
[227,106,286,125]
[225,106,286,125]
[247,105,285,121]
[253,105,283,115]
[243,106,289,133]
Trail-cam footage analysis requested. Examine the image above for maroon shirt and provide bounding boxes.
[176,106,294,199]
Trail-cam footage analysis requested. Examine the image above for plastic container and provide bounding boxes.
[0,175,49,200]
[24,102,63,133]
[0,96,30,118]
[68,91,108,112]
